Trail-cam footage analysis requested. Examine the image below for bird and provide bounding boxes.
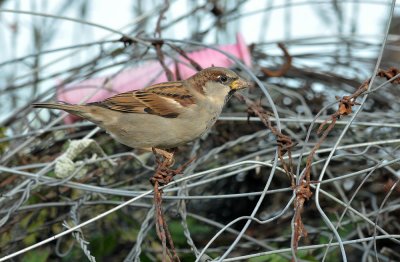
[33,67,251,166]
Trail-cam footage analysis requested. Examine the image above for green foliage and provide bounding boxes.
[249,254,287,262]
[0,127,8,154]
[20,209,49,246]
[89,231,119,260]
[248,250,319,261]
[22,248,50,262]
[167,217,213,246]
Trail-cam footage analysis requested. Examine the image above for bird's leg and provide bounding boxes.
[149,148,196,187]
[152,147,175,168]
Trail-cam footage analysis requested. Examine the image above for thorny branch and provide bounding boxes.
[151,154,180,262]
[235,67,400,256]
[117,34,175,82]
[292,67,400,252]
[153,41,174,82]
[153,181,178,262]
[167,44,203,72]
[236,91,304,255]
[153,0,174,81]
[377,67,400,84]
[236,93,296,186]
[155,0,170,39]
[150,151,194,262]
[260,43,292,78]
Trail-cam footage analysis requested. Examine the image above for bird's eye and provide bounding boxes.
[219,75,228,83]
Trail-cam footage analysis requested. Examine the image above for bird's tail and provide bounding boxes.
[32,102,111,125]
[32,102,88,117]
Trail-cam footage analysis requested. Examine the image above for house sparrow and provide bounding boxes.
[33,67,251,165]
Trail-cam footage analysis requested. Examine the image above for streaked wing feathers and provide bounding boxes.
[89,81,195,118]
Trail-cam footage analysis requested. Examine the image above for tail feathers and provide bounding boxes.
[32,102,87,117]
[33,102,109,125]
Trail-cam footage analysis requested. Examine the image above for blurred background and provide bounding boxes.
[1,0,400,261]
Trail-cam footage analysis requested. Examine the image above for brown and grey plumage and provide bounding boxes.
[33,67,251,154]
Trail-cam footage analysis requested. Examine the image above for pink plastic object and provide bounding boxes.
[57,33,251,123]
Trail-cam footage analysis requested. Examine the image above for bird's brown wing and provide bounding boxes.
[89,81,195,118]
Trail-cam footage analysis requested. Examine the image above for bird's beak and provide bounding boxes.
[230,78,253,90]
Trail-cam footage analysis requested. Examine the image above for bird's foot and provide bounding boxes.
[152,148,175,168]
[150,151,195,187]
